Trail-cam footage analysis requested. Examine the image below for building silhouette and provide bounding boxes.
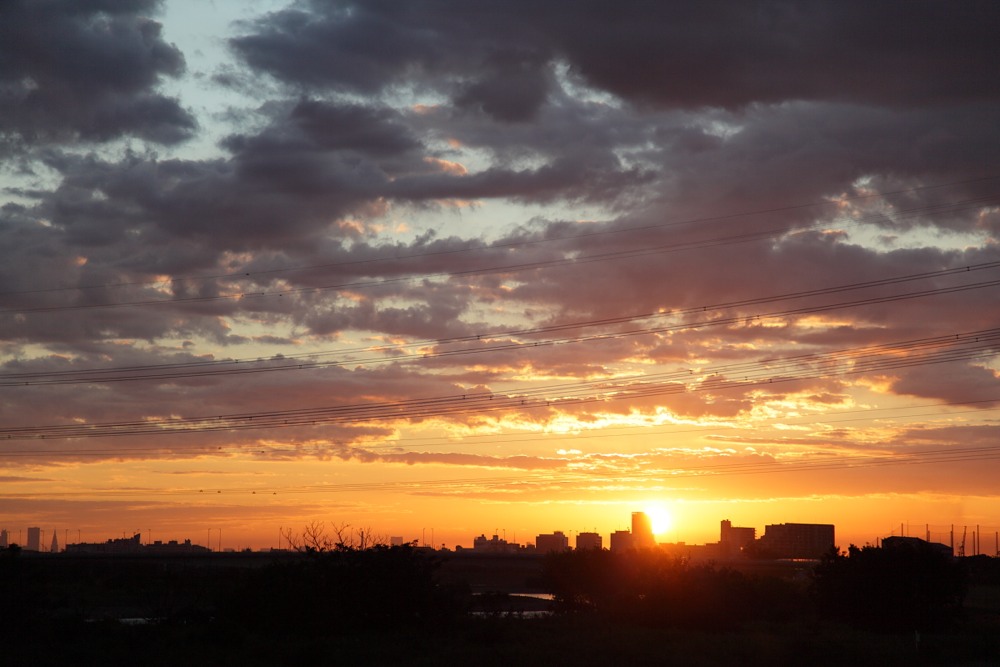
[144,539,211,554]
[26,526,41,552]
[757,522,834,559]
[471,533,519,553]
[631,512,656,549]
[610,529,633,553]
[882,535,952,558]
[720,519,755,556]
[535,531,569,554]
[576,531,602,551]
[50,529,59,553]
[608,513,657,553]
[0,529,8,548]
[64,534,211,555]
[65,533,142,554]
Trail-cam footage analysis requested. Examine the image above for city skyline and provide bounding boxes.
[2,1,1000,552]
[5,511,997,558]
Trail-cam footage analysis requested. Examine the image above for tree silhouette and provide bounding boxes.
[218,542,465,637]
[812,542,967,632]
[543,548,805,630]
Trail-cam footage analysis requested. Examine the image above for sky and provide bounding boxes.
[2,0,1000,552]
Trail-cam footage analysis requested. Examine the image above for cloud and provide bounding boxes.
[0,0,195,148]
[230,1,1000,111]
[1,0,999,540]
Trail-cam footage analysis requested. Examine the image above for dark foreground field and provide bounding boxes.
[8,613,1000,667]
[3,545,999,666]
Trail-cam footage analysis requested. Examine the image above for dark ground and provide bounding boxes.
[2,547,998,666]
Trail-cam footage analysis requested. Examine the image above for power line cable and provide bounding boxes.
[4,261,999,386]
[2,327,997,440]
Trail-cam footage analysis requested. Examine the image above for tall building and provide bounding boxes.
[631,512,656,549]
[26,526,41,552]
[535,531,569,554]
[576,531,602,551]
[50,530,59,553]
[757,522,835,559]
[0,529,8,548]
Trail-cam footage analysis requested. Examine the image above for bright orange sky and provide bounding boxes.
[2,1,1000,554]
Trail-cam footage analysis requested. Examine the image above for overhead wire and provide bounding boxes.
[3,396,999,458]
[3,260,1000,386]
[2,327,997,440]
[2,178,999,497]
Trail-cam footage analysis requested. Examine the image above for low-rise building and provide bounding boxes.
[576,531,602,551]
[610,529,633,553]
[757,522,834,559]
[720,519,756,557]
[471,533,520,554]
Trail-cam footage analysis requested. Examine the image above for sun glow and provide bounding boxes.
[644,504,673,535]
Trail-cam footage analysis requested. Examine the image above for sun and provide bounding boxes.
[644,505,673,536]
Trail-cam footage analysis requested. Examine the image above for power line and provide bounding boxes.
[5,396,998,458]
[4,260,999,386]
[2,327,997,440]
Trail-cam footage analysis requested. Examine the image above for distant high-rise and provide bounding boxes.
[26,526,41,552]
[50,530,59,553]
[631,512,656,549]
[0,529,8,548]
[535,531,569,554]
[576,531,602,551]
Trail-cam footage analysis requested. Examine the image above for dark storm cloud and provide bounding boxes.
[4,98,425,271]
[0,88,652,331]
[453,52,553,122]
[553,0,1000,109]
[231,1,554,121]
[0,0,195,147]
[231,0,1000,111]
